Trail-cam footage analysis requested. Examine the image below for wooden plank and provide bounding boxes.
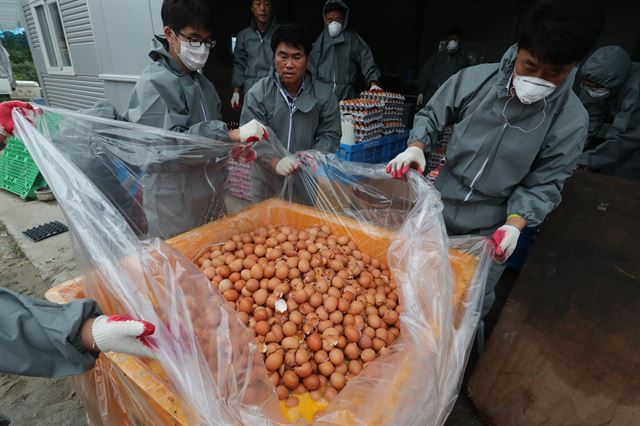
[469,171,640,425]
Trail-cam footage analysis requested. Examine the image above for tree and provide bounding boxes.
[2,32,37,81]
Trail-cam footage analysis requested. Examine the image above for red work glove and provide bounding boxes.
[239,119,269,143]
[386,147,426,179]
[491,225,521,262]
[0,101,34,135]
[230,143,258,164]
[296,151,322,173]
[91,314,157,358]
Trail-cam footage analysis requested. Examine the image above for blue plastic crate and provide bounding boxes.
[336,132,409,164]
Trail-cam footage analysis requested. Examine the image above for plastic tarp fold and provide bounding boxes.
[14,105,491,425]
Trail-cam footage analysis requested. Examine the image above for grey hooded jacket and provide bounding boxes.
[121,42,229,237]
[410,44,588,235]
[124,40,227,140]
[0,287,101,378]
[232,18,279,94]
[309,0,381,100]
[240,70,341,200]
[577,46,640,180]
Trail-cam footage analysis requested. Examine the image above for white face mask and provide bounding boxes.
[446,40,459,53]
[176,40,210,72]
[512,71,557,104]
[586,87,610,99]
[328,21,343,38]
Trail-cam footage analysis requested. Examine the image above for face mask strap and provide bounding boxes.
[502,95,547,133]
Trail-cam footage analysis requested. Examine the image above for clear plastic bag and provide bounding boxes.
[15,106,491,425]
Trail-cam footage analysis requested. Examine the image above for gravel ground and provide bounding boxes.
[0,224,86,426]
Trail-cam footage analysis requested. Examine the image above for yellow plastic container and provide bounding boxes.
[46,199,479,425]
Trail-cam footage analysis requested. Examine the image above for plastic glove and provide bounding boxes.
[386,146,426,179]
[276,156,302,176]
[370,83,383,92]
[0,100,34,135]
[92,314,156,358]
[230,143,257,164]
[416,94,424,107]
[296,151,324,173]
[239,119,269,143]
[231,92,241,110]
[491,225,521,262]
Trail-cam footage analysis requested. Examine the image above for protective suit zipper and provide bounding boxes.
[193,77,208,120]
[276,85,297,151]
[464,157,489,202]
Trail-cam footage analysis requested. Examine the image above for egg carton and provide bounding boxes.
[343,113,381,126]
[339,108,384,119]
[360,91,405,104]
[339,108,383,117]
[339,99,384,111]
[354,122,384,133]
[227,159,253,201]
[383,120,404,127]
[354,131,383,143]
[354,128,383,137]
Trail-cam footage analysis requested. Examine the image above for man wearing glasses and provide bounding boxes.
[121,0,268,238]
[125,0,267,143]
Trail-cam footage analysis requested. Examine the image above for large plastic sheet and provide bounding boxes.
[15,105,491,425]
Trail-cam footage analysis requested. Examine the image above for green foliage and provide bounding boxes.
[12,62,38,81]
[2,32,37,82]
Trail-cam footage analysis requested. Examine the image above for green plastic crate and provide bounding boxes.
[0,136,48,199]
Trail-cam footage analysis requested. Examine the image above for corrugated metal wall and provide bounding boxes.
[0,0,21,30]
[21,0,105,110]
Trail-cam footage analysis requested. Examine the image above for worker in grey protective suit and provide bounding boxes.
[416,27,473,106]
[124,38,228,139]
[0,287,155,426]
[387,0,603,317]
[231,0,279,109]
[121,0,268,238]
[309,0,383,101]
[576,46,640,181]
[240,24,341,201]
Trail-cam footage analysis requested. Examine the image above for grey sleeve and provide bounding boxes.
[231,32,248,90]
[508,106,588,226]
[313,93,342,153]
[126,78,228,140]
[186,121,229,141]
[409,69,466,150]
[0,287,102,378]
[356,35,381,84]
[578,90,640,171]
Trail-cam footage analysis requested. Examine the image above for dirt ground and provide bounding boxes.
[0,224,86,426]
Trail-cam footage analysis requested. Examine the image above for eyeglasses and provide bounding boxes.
[173,29,216,49]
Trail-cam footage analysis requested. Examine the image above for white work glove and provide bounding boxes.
[276,156,302,176]
[92,315,157,358]
[491,225,521,262]
[386,146,426,179]
[416,94,424,106]
[230,92,241,110]
[239,119,269,143]
[370,83,383,92]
